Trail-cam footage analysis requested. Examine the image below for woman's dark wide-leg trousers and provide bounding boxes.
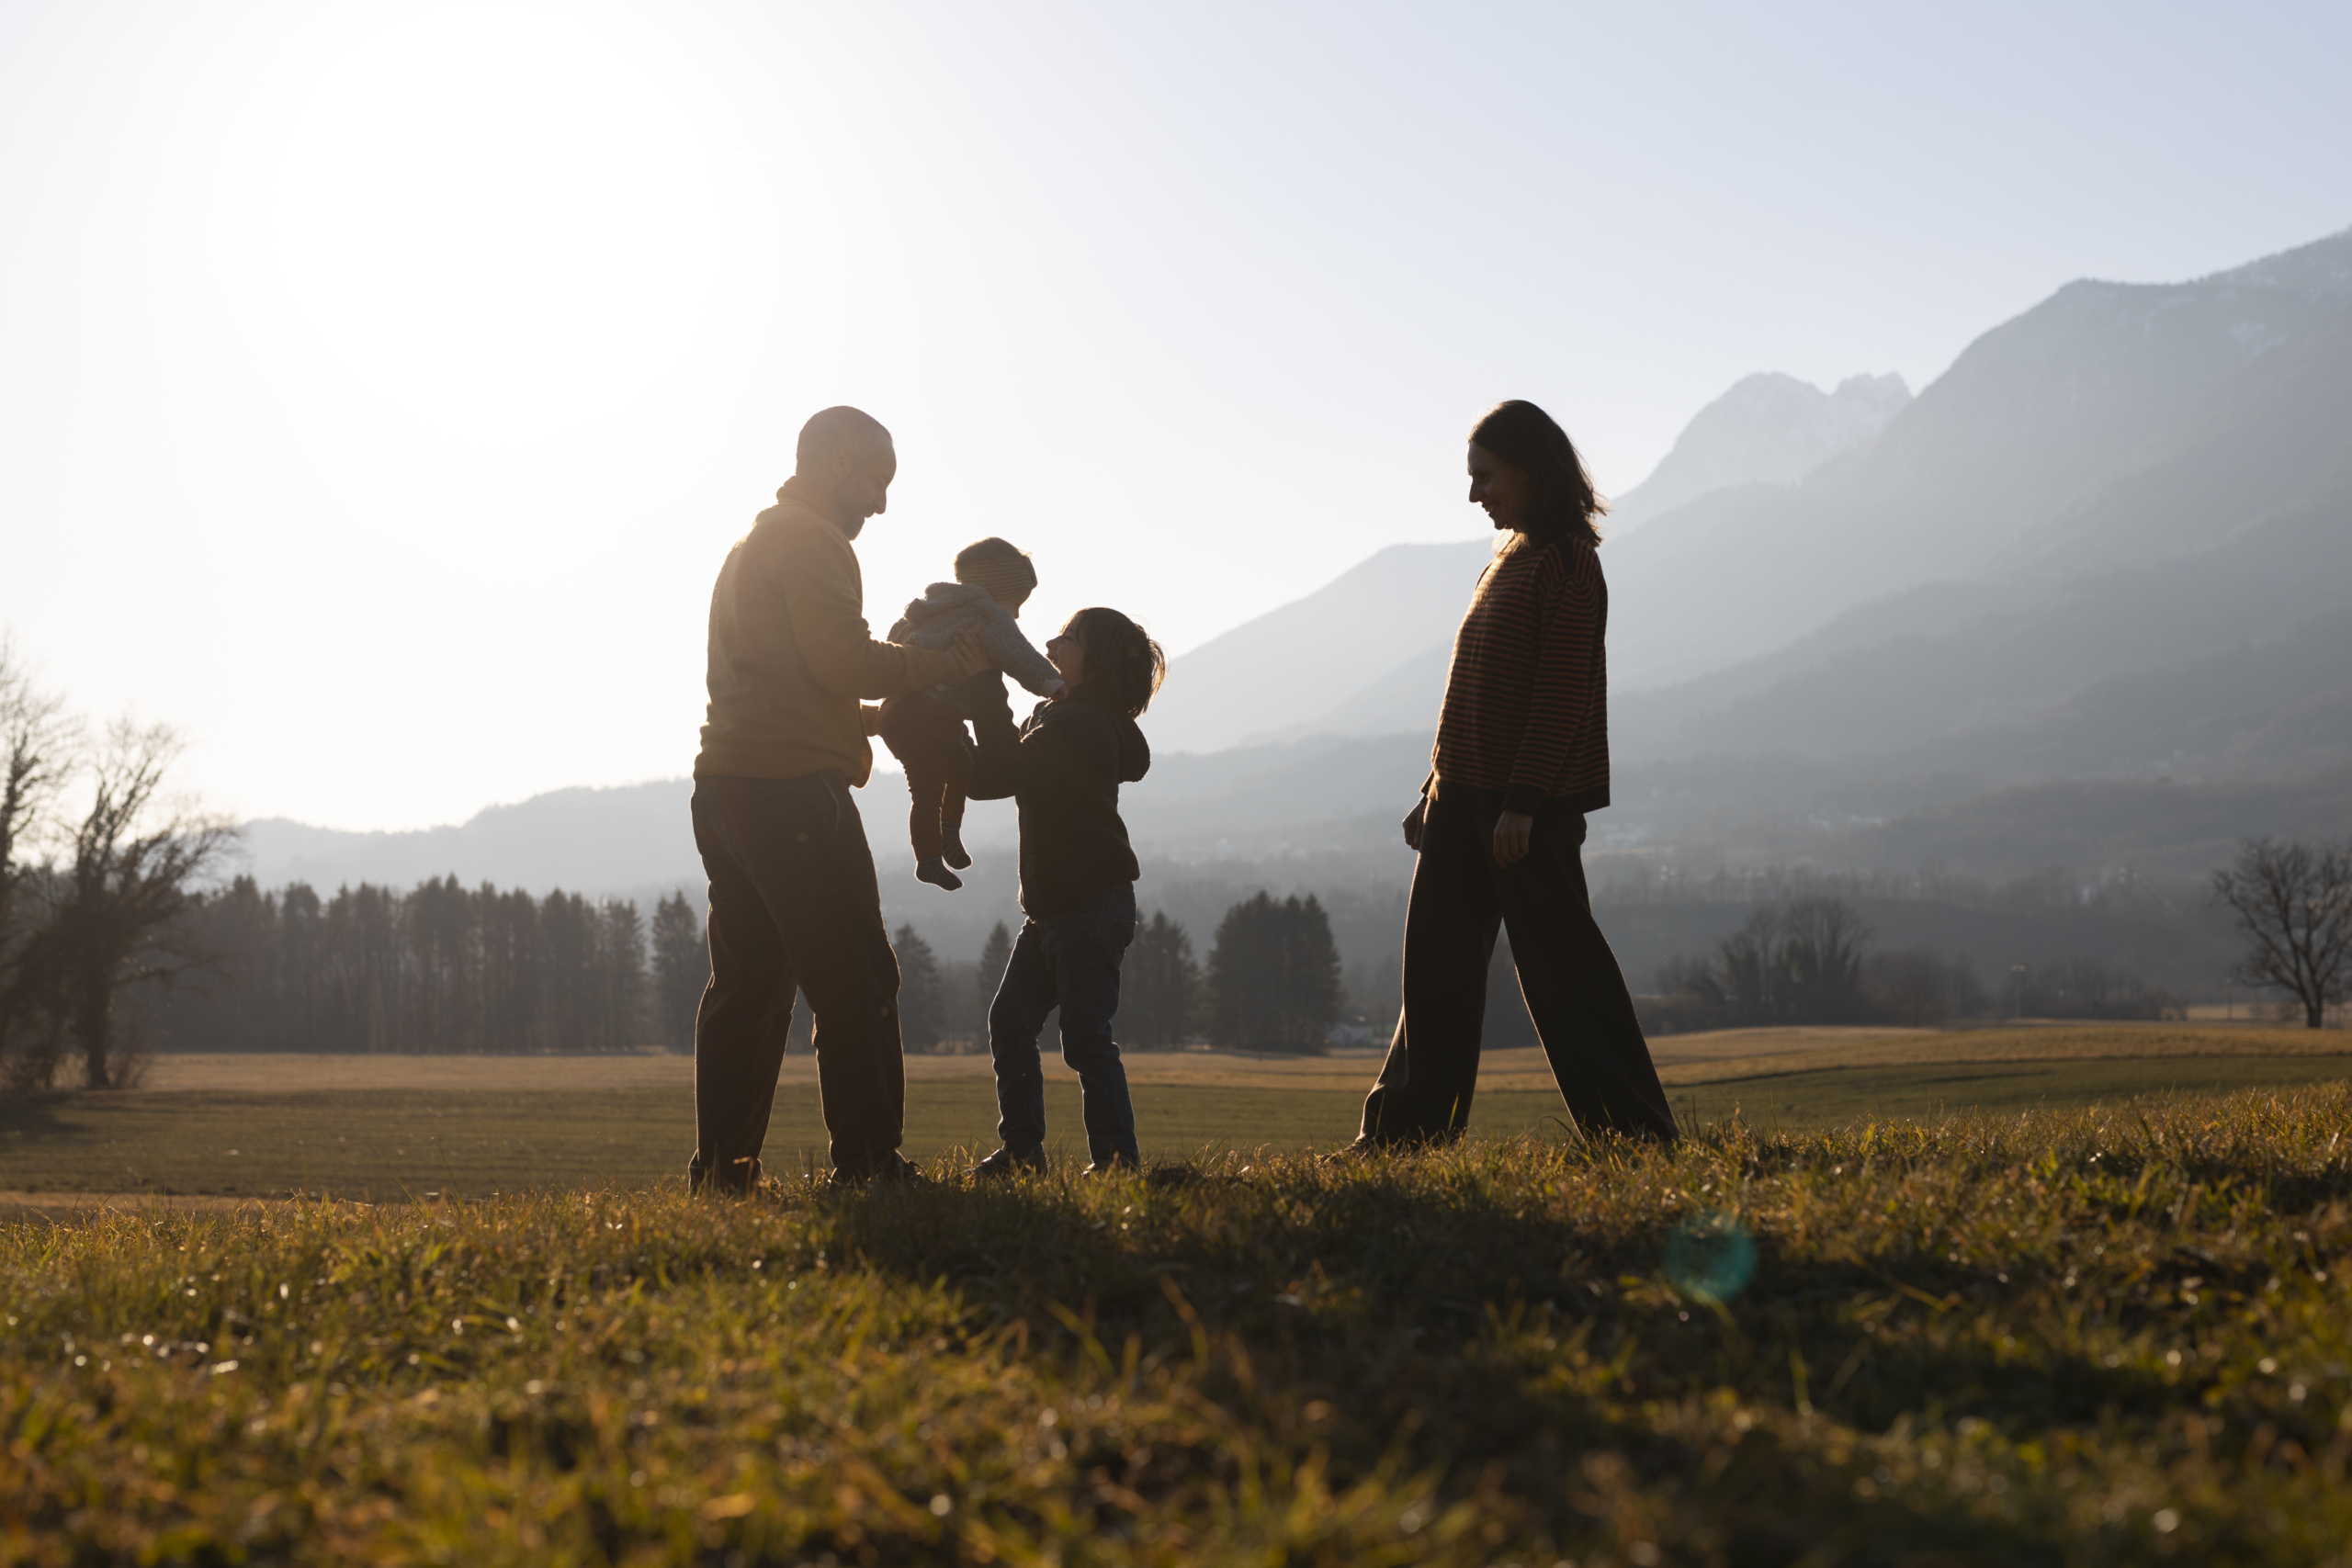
[1360,790,1678,1145]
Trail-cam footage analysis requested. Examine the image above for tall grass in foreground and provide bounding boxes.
[4,1088,2350,1567]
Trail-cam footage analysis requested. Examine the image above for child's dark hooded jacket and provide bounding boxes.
[966,673,1149,917]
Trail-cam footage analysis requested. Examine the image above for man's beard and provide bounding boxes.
[833,509,867,540]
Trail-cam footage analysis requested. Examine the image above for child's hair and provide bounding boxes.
[954,537,1038,604]
[1061,607,1165,719]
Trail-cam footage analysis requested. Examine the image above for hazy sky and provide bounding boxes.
[4,1,2346,831]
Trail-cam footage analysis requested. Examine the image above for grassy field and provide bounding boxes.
[4,1086,2349,1564]
[3,1026,2346,1203]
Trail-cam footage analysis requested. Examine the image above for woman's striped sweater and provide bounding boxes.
[1429,534,1611,817]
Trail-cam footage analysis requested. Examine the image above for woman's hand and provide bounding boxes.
[1401,799,1427,851]
[951,628,993,678]
[1492,810,1534,868]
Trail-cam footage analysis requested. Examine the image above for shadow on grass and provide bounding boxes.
[21,1088,2351,1566]
[793,1147,2202,1564]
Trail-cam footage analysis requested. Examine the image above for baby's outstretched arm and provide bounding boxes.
[982,606,1066,698]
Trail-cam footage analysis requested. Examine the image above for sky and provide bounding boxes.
[3,0,2347,832]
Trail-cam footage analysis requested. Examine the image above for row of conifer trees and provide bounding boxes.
[143,879,1353,1055]
[891,892,1347,1055]
[147,876,698,1055]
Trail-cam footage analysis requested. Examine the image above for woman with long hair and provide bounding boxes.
[1353,400,1678,1147]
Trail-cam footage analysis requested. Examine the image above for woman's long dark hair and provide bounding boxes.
[1468,400,1606,548]
[1062,607,1166,719]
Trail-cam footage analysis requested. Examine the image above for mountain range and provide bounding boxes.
[1152,226,2352,763]
[1605,227,2352,827]
[237,224,2352,979]
[1145,368,1914,755]
[1604,370,1911,533]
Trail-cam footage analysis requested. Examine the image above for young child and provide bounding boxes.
[880,538,1065,890]
[962,605,1164,1177]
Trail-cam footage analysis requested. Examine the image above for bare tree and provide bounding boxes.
[1707,908,1783,1026]
[45,719,238,1088]
[1782,895,1873,1023]
[0,637,77,1074]
[2211,837,2352,1030]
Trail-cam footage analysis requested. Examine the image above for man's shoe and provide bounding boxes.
[690,1156,763,1196]
[1081,1156,1139,1178]
[1322,1137,1390,1165]
[831,1153,926,1189]
[969,1145,1046,1181]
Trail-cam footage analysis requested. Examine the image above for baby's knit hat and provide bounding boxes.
[954,537,1038,604]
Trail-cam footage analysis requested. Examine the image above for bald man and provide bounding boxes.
[690,407,987,1189]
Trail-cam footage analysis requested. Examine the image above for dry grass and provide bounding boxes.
[130,1025,2346,1100]
[4,1086,2350,1564]
[4,1032,2346,1205]
[1657,1024,2351,1089]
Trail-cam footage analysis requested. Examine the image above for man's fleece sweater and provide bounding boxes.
[966,673,1149,918]
[1429,534,1611,817]
[695,478,961,784]
[887,583,1065,716]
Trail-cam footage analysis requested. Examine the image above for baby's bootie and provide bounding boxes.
[942,833,972,871]
[916,856,964,891]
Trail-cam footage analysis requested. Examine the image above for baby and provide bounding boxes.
[880,537,1065,889]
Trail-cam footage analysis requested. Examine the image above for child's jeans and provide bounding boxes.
[987,884,1141,1168]
[876,692,973,862]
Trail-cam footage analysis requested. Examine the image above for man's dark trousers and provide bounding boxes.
[690,772,906,1188]
[1361,791,1678,1145]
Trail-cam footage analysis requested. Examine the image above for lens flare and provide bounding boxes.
[1665,1211,1758,1304]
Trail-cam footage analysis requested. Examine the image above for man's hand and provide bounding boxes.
[1492,810,1534,868]
[951,628,993,678]
[1401,799,1427,852]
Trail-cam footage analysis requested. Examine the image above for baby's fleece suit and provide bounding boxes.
[880,582,1064,861]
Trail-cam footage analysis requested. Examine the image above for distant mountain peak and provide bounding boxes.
[2025,227,2352,344]
[1608,369,1910,533]
[2189,223,2352,299]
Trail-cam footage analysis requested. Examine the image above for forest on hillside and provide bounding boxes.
[127,877,1358,1060]
[119,867,2230,1068]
